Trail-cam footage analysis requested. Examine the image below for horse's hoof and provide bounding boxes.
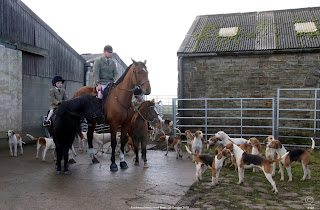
[64,170,71,175]
[110,163,118,171]
[144,163,149,168]
[56,171,62,175]
[120,161,128,169]
[68,159,76,164]
[92,157,100,164]
[134,161,139,166]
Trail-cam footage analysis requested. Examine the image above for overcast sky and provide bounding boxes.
[22,0,320,96]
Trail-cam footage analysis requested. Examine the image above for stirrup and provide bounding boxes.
[43,120,51,126]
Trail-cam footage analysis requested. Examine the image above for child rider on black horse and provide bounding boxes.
[43,75,68,126]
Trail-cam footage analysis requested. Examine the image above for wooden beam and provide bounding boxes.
[0,35,48,57]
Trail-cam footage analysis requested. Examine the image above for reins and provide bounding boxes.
[112,63,149,120]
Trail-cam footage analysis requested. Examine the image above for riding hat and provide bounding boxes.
[104,45,113,53]
[52,75,65,86]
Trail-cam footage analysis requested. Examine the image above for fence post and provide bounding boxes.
[173,98,177,136]
[314,90,317,139]
[205,99,208,141]
[276,88,280,139]
[240,99,243,138]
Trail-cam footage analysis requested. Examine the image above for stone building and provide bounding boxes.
[177,7,320,140]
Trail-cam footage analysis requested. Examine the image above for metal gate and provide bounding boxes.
[277,88,320,147]
[173,98,275,141]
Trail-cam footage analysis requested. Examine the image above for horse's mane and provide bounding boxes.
[115,63,133,85]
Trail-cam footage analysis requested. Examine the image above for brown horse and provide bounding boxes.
[73,59,151,171]
[129,99,163,168]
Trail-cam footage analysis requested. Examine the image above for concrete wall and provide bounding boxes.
[0,45,22,143]
[22,75,83,139]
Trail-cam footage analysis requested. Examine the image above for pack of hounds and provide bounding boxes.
[6,125,316,194]
[183,130,315,194]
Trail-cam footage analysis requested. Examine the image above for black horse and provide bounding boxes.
[47,94,104,174]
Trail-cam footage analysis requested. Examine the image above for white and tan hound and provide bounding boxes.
[268,138,315,182]
[7,130,25,156]
[159,128,182,159]
[191,130,204,162]
[26,134,56,161]
[214,131,247,146]
[185,145,232,185]
[185,130,194,158]
[226,143,289,194]
[264,136,278,176]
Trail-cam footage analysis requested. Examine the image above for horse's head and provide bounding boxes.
[131,59,151,95]
[139,99,163,124]
[78,94,105,122]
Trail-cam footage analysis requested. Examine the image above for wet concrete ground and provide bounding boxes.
[0,144,195,210]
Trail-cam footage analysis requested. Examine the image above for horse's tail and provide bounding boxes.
[175,128,181,138]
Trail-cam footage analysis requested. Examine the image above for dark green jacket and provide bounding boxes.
[93,56,118,86]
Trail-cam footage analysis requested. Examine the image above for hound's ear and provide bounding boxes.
[151,99,155,103]
[12,131,15,135]
[217,152,223,159]
[275,141,282,149]
[144,60,147,64]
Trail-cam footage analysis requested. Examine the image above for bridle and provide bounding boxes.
[137,104,161,124]
[116,63,149,92]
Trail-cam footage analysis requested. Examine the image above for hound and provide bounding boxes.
[159,128,183,159]
[7,130,26,156]
[26,134,56,161]
[185,145,232,185]
[226,143,289,194]
[185,130,194,158]
[214,131,247,146]
[268,138,315,182]
[264,136,278,176]
[191,130,204,162]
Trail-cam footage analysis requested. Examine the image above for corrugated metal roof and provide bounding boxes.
[178,7,320,54]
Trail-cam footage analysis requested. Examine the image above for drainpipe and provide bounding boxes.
[85,62,93,86]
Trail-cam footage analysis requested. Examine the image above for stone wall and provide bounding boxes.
[178,52,320,141]
[180,52,320,99]
[0,45,22,148]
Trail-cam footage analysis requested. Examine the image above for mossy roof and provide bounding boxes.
[178,7,320,55]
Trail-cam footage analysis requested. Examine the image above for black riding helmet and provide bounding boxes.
[52,75,65,86]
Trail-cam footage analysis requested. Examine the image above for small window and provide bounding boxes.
[219,27,238,37]
[294,22,317,33]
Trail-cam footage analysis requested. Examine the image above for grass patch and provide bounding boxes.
[177,147,320,209]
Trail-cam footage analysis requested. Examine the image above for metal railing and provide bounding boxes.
[145,95,176,118]
[173,98,275,141]
[277,88,320,146]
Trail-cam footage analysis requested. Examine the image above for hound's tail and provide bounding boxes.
[26,134,38,141]
[306,138,315,152]
[269,152,289,163]
[174,128,181,138]
[185,145,198,157]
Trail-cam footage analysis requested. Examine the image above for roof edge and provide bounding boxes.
[177,48,320,57]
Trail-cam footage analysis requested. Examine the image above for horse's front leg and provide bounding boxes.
[87,124,99,163]
[141,138,148,168]
[134,139,140,165]
[110,131,118,171]
[55,143,62,175]
[63,147,71,175]
[119,133,129,169]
